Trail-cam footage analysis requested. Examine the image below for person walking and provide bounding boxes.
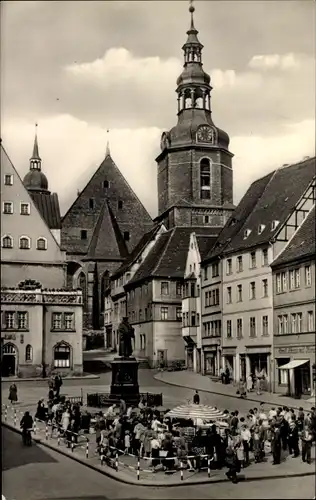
[8,383,18,404]
[301,424,313,464]
[225,446,240,484]
[246,374,253,393]
[193,390,200,405]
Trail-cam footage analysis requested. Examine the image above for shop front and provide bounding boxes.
[204,347,218,376]
[274,344,315,397]
[221,347,236,381]
[245,346,271,391]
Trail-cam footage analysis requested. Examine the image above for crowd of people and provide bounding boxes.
[12,380,316,484]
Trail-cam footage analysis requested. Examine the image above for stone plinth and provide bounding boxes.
[110,357,140,405]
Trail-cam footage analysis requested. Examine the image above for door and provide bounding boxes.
[157,350,167,368]
[187,349,194,370]
[294,368,302,398]
[2,355,16,377]
[240,355,246,381]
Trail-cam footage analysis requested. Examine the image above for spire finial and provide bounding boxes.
[105,129,111,157]
[189,0,195,30]
[31,122,41,161]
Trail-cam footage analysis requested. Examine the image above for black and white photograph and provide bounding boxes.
[1,1,315,499]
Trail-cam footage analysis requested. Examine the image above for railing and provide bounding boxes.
[86,392,163,408]
[1,404,215,482]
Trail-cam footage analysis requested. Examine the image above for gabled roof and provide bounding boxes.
[84,199,128,261]
[204,157,315,261]
[127,226,219,286]
[111,224,163,279]
[29,192,61,229]
[271,206,315,267]
[61,152,153,257]
[195,234,218,260]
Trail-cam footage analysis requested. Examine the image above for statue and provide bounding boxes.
[118,317,135,358]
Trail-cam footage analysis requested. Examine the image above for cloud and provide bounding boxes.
[248,53,301,70]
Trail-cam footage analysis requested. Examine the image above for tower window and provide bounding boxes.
[204,215,209,224]
[103,180,109,188]
[118,200,123,209]
[81,230,87,240]
[200,158,211,199]
[89,198,94,209]
[124,231,130,241]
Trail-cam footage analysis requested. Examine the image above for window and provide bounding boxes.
[176,307,182,320]
[19,236,30,249]
[227,320,232,338]
[212,263,219,277]
[176,282,182,296]
[210,320,221,337]
[190,282,196,297]
[36,237,47,250]
[191,311,196,326]
[262,279,268,297]
[226,259,232,275]
[227,287,232,304]
[250,251,256,268]
[295,269,300,288]
[250,281,256,300]
[204,215,209,223]
[243,229,251,239]
[200,158,211,199]
[276,273,281,293]
[277,358,290,385]
[3,202,13,214]
[208,288,220,306]
[289,270,295,290]
[52,312,62,330]
[81,230,87,240]
[25,345,33,362]
[237,318,243,339]
[54,344,71,368]
[197,313,200,326]
[203,322,210,336]
[17,312,28,329]
[2,235,13,248]
[262,248,269,266]
[237,284,242,302]
[132,311,135,321]
[258,224,266,234]
[305,266,311,286]
[103,180,109,188]
[204,266,208,281]
[278,314,289,335]
[64,313,74,330]
[139,310,142,321]
[237,256,243,272]
[160,307,168,320]
[262,315,269,336]
[197,285,200,296]
[20,203,30,215]
[4,174,13,185]
[161,282,169,295]
[118,200,123,209]
[89,198,94,209]
[124,231,130,241]
[271,220,279,231]
[290,313,302,333]
[5,312,15,329]
[250,317,256,337]
[205,291,210,307]
[281,272,287,292]
[308,311,314,332]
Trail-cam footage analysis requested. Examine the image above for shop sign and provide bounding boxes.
[222,348,236,355]
[276,345,315,355]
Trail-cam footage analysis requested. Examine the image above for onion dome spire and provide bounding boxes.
[30,123,42,170]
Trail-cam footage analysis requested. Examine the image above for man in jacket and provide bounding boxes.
[301,424,313,464]
[271,424,282,465]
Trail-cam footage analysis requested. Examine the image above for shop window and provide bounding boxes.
[25,344,33,362]
[277,358,290,385]
[54,343,71,368]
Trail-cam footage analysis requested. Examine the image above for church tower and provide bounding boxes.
[155,3,234,229]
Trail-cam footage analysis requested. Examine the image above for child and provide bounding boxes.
[124,430,131,454]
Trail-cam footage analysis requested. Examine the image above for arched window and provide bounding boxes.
[2,235,13,248]
[200,158,211,199]
[19,236,31,249]
[25,344,33,362]
[78,272,87,311]
[100,271,110,312]
[2,343,16,354]
[54,343,71,368]
[36,237,47,250]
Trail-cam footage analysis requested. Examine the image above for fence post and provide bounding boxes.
[207,456,211,478]
[33,420,37,436]
[45,423,49,441]
[180,461,184,481]
[71,435,75,452]
[14,408,17,427]
[4,406,7,422]
[115,451,119,472]
[137,457,140,481]
[86,439,89,459]
[57,429,60,446]
[100,446,104,466]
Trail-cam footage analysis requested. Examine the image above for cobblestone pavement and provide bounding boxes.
[2,404,315,487]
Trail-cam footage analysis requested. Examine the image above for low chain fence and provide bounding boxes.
[86,392,163,408]
[1,403,217,482]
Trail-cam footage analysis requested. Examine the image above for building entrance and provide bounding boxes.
[2,344,17,376]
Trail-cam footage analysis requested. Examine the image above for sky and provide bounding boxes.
[1,0,315,218]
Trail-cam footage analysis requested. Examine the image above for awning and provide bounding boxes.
[279,359,309,370]
[183,336,196,346]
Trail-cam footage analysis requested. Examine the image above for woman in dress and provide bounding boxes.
[61,408,71,435]
[8,383,18,404]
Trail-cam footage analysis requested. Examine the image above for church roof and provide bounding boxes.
[203,157,316,262]
[271,206,316,267]
[61,152,153,258]
[30,191,61,230]
[196,234,218,260]
[84,199,129,261]
[127,226,219,286]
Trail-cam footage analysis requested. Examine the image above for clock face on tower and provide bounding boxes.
[196,126,215,144]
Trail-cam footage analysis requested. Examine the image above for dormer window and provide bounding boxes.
[243,229,251,239]
[258,224,265,235]
[271,220,280,231]
[103,180,109,188]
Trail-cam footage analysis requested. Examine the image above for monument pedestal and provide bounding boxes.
[110,357,140,405]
